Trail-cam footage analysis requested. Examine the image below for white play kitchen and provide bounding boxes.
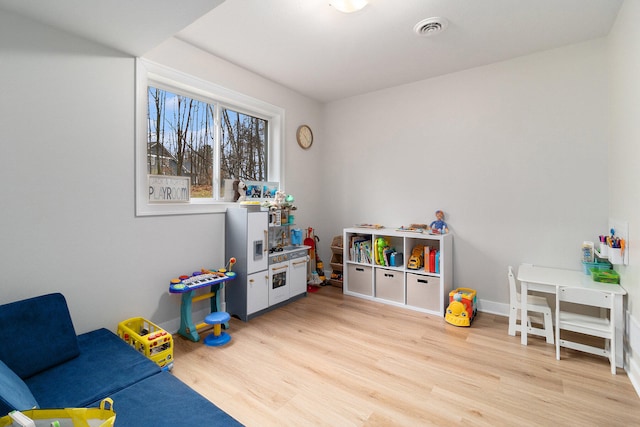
[225,206,310,321]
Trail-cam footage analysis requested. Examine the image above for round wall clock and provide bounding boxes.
[296,124,313,149]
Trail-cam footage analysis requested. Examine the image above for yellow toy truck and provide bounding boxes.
[407,245,424,269]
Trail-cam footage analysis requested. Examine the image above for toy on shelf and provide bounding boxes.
[445,288,477,327]
[262,190,296,210]
[234,180,247,202]
[374,237,390,266]
[407,245,425,270]
[396,224,428,233]
[354,223,384,229]
[429,210,449,234]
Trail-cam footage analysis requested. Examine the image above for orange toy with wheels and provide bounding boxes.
[445,288,477,327]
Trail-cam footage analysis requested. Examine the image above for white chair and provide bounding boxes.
[555,287,616,374]
[508,266,554,344]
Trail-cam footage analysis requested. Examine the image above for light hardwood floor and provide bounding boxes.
[172,286,640,426]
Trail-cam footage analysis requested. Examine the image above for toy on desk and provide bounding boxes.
[429,210,449,234]
[445,288,477,327]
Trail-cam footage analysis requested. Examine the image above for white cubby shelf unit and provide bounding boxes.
[343,227,453,316]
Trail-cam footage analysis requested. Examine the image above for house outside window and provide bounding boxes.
[136,59,284,216]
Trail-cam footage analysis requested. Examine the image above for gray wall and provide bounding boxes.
[320,39,609,309]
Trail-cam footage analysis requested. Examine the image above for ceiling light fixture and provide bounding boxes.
[329,0,368,13]
[414,17,449,37]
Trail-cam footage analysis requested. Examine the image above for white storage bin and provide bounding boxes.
[375,268,404,303]
[406,273,440,311]
[347,264,373,296]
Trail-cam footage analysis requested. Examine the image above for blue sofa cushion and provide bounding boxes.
[95,371,243,427]
[0,360,39,414]
[26,328,160,409]
[0,293,80,378]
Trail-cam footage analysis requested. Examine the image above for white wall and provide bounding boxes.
[320,39,610,308]
[0,11,322,333]
[143,38,325,231]
[609,0,640,384]
[0,10,223,333]
[0,4,626,341]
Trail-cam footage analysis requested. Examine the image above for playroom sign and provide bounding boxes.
[148,175,190,203]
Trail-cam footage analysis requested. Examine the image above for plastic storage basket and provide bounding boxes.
[590,268,620,284]
[582,259,612,275]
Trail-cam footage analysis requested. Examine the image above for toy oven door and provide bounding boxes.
[268,260,290,306]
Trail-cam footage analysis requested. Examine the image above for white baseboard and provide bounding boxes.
[477,299,508,316]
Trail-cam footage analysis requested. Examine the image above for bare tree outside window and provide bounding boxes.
[147,86,267,199]
[221,108,268,182]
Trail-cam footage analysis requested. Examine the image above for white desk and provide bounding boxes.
[517,264,627,367]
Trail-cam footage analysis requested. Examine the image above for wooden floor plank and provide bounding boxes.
[172,286,640,426]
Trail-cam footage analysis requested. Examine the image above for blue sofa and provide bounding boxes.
[0,293,242,426]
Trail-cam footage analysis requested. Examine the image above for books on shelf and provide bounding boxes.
[423,246,440,273]
[349,235,372,263]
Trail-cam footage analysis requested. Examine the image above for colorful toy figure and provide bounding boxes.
[429,210,449,234]
[445,288,477,327]
[375,237,390,266]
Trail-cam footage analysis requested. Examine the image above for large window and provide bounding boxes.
[136,59,284,216]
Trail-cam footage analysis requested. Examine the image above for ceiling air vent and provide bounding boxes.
[414,17,449,37]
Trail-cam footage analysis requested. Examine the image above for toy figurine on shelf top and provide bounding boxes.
[233,180,247,202]
[429,210,449,234]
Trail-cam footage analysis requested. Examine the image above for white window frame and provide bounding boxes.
[135,58,285,216]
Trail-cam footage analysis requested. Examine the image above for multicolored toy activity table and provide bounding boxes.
[169,271,235,342]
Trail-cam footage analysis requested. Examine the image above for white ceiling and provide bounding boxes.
[0,0,225,57]
[0,0,623,103]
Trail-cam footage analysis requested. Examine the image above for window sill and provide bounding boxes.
[136,200,240,217]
